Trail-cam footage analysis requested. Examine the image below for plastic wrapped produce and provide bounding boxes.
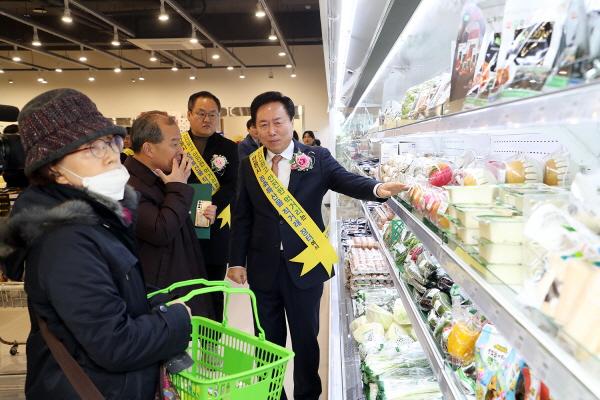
[366,304,395,330]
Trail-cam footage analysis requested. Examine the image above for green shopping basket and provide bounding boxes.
[148,279,294,400]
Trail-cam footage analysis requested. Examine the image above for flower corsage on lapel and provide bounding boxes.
[211,154,229,174]
[290,151,315,172]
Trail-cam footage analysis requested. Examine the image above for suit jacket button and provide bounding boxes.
[159,305,168,313]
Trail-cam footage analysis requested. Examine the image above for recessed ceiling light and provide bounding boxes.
[239,72,246,79]
[291,73,297,78]
[189,75,196,80]
[268,28,277,41]
[171,64,178,71]
[278,51,286,57]
[8,79,14,84]
[55,68,62,72]
[12,55,21,62]
[79,55,87,62]
[37,77,44,82]
[88,76,95,82]
[211,54,220,60]
[138,76,145,81]
[227,66,234,71]
[114,67,121,73]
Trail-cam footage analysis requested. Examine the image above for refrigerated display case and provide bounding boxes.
[324,0,600,399]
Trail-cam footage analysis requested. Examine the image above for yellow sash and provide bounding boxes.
[180,131,220,195]
[181,131,232,230]
[249,147,338,277]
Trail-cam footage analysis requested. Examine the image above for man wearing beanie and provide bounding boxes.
[0,89,191,399]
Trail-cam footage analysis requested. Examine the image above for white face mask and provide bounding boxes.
[59,165,130,201]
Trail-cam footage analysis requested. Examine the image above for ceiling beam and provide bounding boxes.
[0,36,97,70]
[69,0,136,37]
[0,55,53,71]
[0,8,148,70]
[258,0,296,68]
[162,0,247,68]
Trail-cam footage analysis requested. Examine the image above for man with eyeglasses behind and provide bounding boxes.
[184,91,239,322]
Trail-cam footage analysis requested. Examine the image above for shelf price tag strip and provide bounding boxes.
[386,198,600,400]
[360,201,466,400]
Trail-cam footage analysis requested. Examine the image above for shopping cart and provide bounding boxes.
[147,279,294,400]
[0,281,27,355]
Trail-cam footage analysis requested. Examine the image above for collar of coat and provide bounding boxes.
[0,184,138,259]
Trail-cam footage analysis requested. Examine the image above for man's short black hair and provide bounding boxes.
[250,91,295,122]
[246,119,255,129]
[3,124,18,134]
[188,91,221,112]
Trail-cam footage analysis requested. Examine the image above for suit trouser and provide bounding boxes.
[251,253,323,400]
[205,263,227,322]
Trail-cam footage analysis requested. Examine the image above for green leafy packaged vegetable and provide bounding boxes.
[366,304,395,330]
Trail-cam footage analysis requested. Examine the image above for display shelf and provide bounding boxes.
[359,200,466,400]
[358,80,600,139]
[386,197,600,400]
[328,211,366,400]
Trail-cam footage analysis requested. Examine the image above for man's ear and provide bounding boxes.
[142,142,153,158]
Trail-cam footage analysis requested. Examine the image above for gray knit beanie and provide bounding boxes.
[17,88,126,176]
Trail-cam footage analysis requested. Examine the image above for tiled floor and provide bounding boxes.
[225,279,330,400]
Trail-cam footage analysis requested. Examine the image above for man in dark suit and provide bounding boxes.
[124,111,216,318]
[185,91,239,322]
[228,92,406,400]
[238,118,260,159]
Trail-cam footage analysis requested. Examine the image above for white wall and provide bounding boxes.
[0,45,332,147]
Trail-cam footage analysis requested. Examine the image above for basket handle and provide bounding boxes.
[146,278,231,299]
[167,286,266,340]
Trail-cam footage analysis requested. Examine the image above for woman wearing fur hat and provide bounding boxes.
[0,89,191,399]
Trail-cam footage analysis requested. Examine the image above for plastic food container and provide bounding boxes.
[457,226,479,245]
[478,215,524,244]
[498,185,565,212]
[445,185,498,205]
[455,205,517,229]
[483,263,526,286]
[478,240,524,264]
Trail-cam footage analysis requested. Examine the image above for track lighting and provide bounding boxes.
[55,68,62,72]
[8,79,14,84]
[62,0,73,23]
[11,46,21,62]
[255,2,266,18]
[171,62,178,71]
[239,70,246,79]
[78,45,87,62]
[158,0,169,21]
[212,53,220,60]
[111,26,120,47]
[149,51,157,62]
[268,28,277,41]
[32,27,42,47]
[290,69,297,78]
[278,51,286,57]
[285,64,292,69]
[227,66,234,71]
[114,67,121,73]
[0,69,4,74]
[190,28,198,44]
[88,76,95,82]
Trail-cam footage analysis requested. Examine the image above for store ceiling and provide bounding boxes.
[0,0,321,72]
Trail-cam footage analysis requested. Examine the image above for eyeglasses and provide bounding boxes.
[193,111,219,120]
[69,135,124,159]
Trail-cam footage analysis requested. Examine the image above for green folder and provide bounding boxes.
[190,183,212,239]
